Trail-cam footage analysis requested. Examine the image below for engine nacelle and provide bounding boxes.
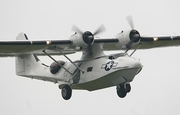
[70,31,94,48]
[116,29,140,49]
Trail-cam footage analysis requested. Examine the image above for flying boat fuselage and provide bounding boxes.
[58,53,142,91]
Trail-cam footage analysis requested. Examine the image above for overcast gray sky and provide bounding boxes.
[0,0,180,115]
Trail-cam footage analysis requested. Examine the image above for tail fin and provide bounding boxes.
[16,54,41,76]
[15,33,56,83]
[16,32,28,40]
[15,33,42,77]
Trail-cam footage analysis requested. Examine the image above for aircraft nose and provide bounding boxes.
[134,59,142,68]
[131,57,143,68]
[130,58,143,75]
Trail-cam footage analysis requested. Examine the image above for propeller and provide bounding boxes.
[71,25,83,35]
[126,15,134,29]
[93,24,106,35]
[72,24,106,37]
[72,24,106,55]
[126,15,141,44]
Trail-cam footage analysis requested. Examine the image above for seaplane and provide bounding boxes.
[1,16,180,100]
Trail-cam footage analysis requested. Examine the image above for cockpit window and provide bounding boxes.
[108,56,115,60]
[109,53,128,59]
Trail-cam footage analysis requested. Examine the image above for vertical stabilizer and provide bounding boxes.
[15,33,57,82]
[15,33,42,77]
[16,54,40,76]
[16,32,28,40]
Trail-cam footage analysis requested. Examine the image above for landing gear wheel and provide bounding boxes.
[116,85,127,98]
[125,83,131,93]
[61,85,72,100]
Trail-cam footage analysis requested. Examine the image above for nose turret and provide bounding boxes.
[132,58,142,68]
[133,58,143,74]
[117,56,142,73]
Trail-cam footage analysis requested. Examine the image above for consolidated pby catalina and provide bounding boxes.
[1,16,180,100]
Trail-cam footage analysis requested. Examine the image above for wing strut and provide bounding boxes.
[42,50,73,75]
[55,46,85,73]
[130,44,142,56]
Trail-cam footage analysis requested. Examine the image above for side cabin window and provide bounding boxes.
[87,67,93,72]
[108,56,115,60]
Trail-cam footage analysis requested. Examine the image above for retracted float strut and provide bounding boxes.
[43,50,73,75]
[55,46,84,73]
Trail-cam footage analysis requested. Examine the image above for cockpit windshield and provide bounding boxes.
[108,53,128,59]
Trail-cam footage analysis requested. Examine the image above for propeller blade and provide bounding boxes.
[71,25,83,34]
[126,15,134,29]
[93,24,106,35]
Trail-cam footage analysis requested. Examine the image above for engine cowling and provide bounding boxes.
[70,31,94,48]
[116,29,140,49]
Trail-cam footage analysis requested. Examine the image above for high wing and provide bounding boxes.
[0,32,180,57]
[138,36,180,49]
[0,33,76,56]
[0,39,75,56]
[99,36,180,50]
